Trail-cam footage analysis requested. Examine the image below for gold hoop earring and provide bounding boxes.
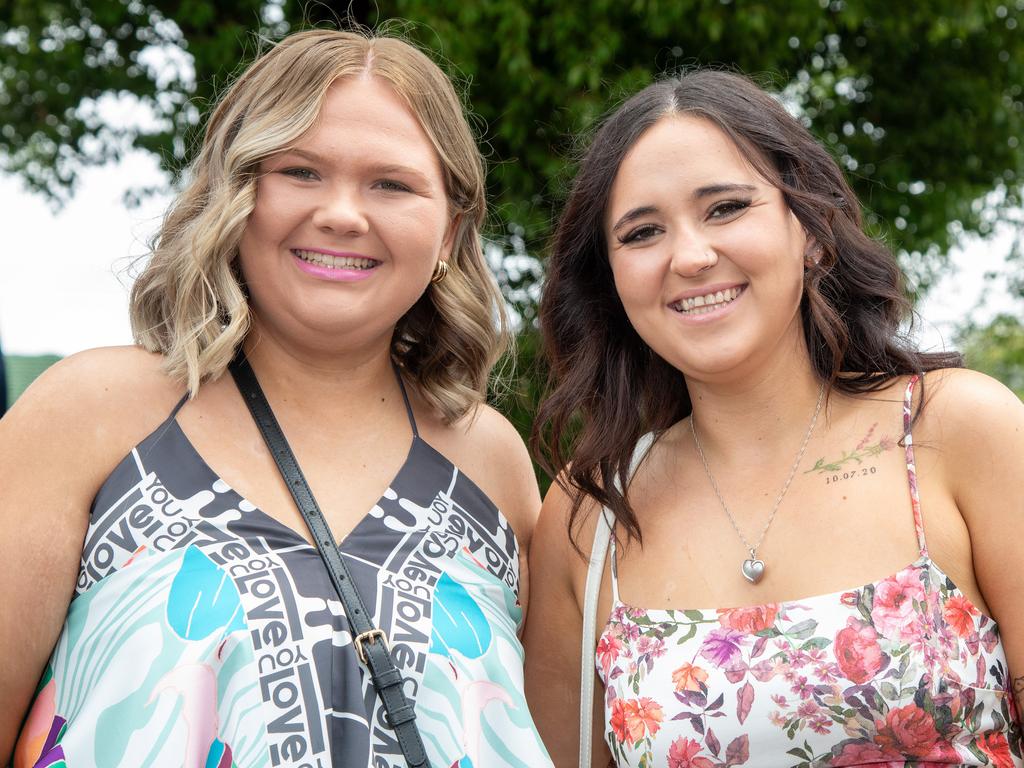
[430,259,449,284]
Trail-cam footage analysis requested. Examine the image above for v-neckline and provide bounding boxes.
[166,416,419,551]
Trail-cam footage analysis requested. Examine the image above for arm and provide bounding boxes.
[0,347,179,763]
[524,481,613,768]
[933,370,1024,712]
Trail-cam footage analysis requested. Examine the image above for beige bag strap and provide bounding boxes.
[578,432,655,768]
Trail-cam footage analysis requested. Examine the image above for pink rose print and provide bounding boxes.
[833,617,884,684]
[870,570,925,640]
[716,604,779,634]
[667,737,715,768]
[699,628,746,668]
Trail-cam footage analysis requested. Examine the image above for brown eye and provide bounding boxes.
[708,199,751,219]
[618,224,662,244]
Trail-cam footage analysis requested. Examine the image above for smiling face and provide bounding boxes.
[605,114,810,384]
[238,75,454,354]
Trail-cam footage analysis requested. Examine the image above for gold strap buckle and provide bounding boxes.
[354,628,388,664]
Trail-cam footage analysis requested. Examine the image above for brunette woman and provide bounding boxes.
[525,70,1023,767]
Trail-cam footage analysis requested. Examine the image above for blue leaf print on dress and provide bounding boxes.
[167,546,246,640]
[430,572,492,659]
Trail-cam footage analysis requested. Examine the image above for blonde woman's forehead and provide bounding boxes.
[289,77,446,179]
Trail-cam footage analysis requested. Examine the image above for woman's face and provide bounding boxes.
[605,114,810,384]
[238,75,454,353]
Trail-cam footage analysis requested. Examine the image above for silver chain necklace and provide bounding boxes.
[689,383,825,584]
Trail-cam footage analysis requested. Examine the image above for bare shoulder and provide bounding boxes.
[916,367,1024,442]
[534,473,604,604]
[424,402,542,546]
[2,345,186,481]
[913,367,1024,490]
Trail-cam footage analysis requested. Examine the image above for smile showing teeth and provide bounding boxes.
[293,249,378,269]
[671,286,743,315]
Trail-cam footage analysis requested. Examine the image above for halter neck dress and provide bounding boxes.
[15,373,552,768]
[597,376,1022,767]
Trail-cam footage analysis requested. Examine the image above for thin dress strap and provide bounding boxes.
[392,362,419,438]
[168,393,189,420]
[902,374,927,558]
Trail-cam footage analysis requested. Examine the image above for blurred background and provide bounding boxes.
[1,1,1022,432]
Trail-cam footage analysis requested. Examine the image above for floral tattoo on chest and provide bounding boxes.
[804,422,898,485]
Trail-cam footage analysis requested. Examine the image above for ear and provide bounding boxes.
[441,213,462,263]
[803,234,822,267]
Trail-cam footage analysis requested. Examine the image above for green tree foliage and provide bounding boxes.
[2,1,1022,291]
[957,313,1024,398]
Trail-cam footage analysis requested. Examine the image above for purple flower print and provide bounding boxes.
[699,628,746,668]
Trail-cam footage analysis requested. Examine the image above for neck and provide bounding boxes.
[685,351,825,462]
[240,318,402,424]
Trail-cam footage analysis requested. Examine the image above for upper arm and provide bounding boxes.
[0,346,180,761]
[523,480,611,767]
[929,369,1024,702]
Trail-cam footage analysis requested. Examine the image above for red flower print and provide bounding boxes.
[839,591,859,607]
[942,594,979,638]
[833,740,902,766]
[874,704,955,759]
[672,662,709,693]
[870,570,925,640]
[978,731,1015,768]
[596,633,625,677]
[716,603,779,634]
[833,617,884,684]
[621,697,663,743]
[668,736,716,768]
[609,697,628,743]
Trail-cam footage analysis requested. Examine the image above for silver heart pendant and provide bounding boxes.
[741,558,765,584]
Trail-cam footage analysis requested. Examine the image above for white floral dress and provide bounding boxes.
[597,376,1022,767]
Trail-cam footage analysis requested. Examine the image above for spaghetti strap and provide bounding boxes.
[902,374,928,558]
[392,362,419,438]
[168,393,189,420]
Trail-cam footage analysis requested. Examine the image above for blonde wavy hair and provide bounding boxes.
[130,28,508,423]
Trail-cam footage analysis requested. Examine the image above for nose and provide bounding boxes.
[311,184,370,236]
[669,236,718,277]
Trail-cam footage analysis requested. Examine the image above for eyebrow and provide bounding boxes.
[610,182,758,233]
[275,149,432,182]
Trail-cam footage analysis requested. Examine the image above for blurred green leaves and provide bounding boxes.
[1,1,1021,290]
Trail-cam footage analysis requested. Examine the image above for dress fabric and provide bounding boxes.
[597,376,1022,767]
[15,382,552,768]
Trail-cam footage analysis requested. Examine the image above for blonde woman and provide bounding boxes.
[1,30,551,768]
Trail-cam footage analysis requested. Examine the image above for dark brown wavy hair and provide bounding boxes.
[533,69,962,548]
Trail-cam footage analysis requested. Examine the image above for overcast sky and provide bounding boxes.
[0,151,1019,358]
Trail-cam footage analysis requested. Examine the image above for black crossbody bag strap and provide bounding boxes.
[229,355,429,768]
